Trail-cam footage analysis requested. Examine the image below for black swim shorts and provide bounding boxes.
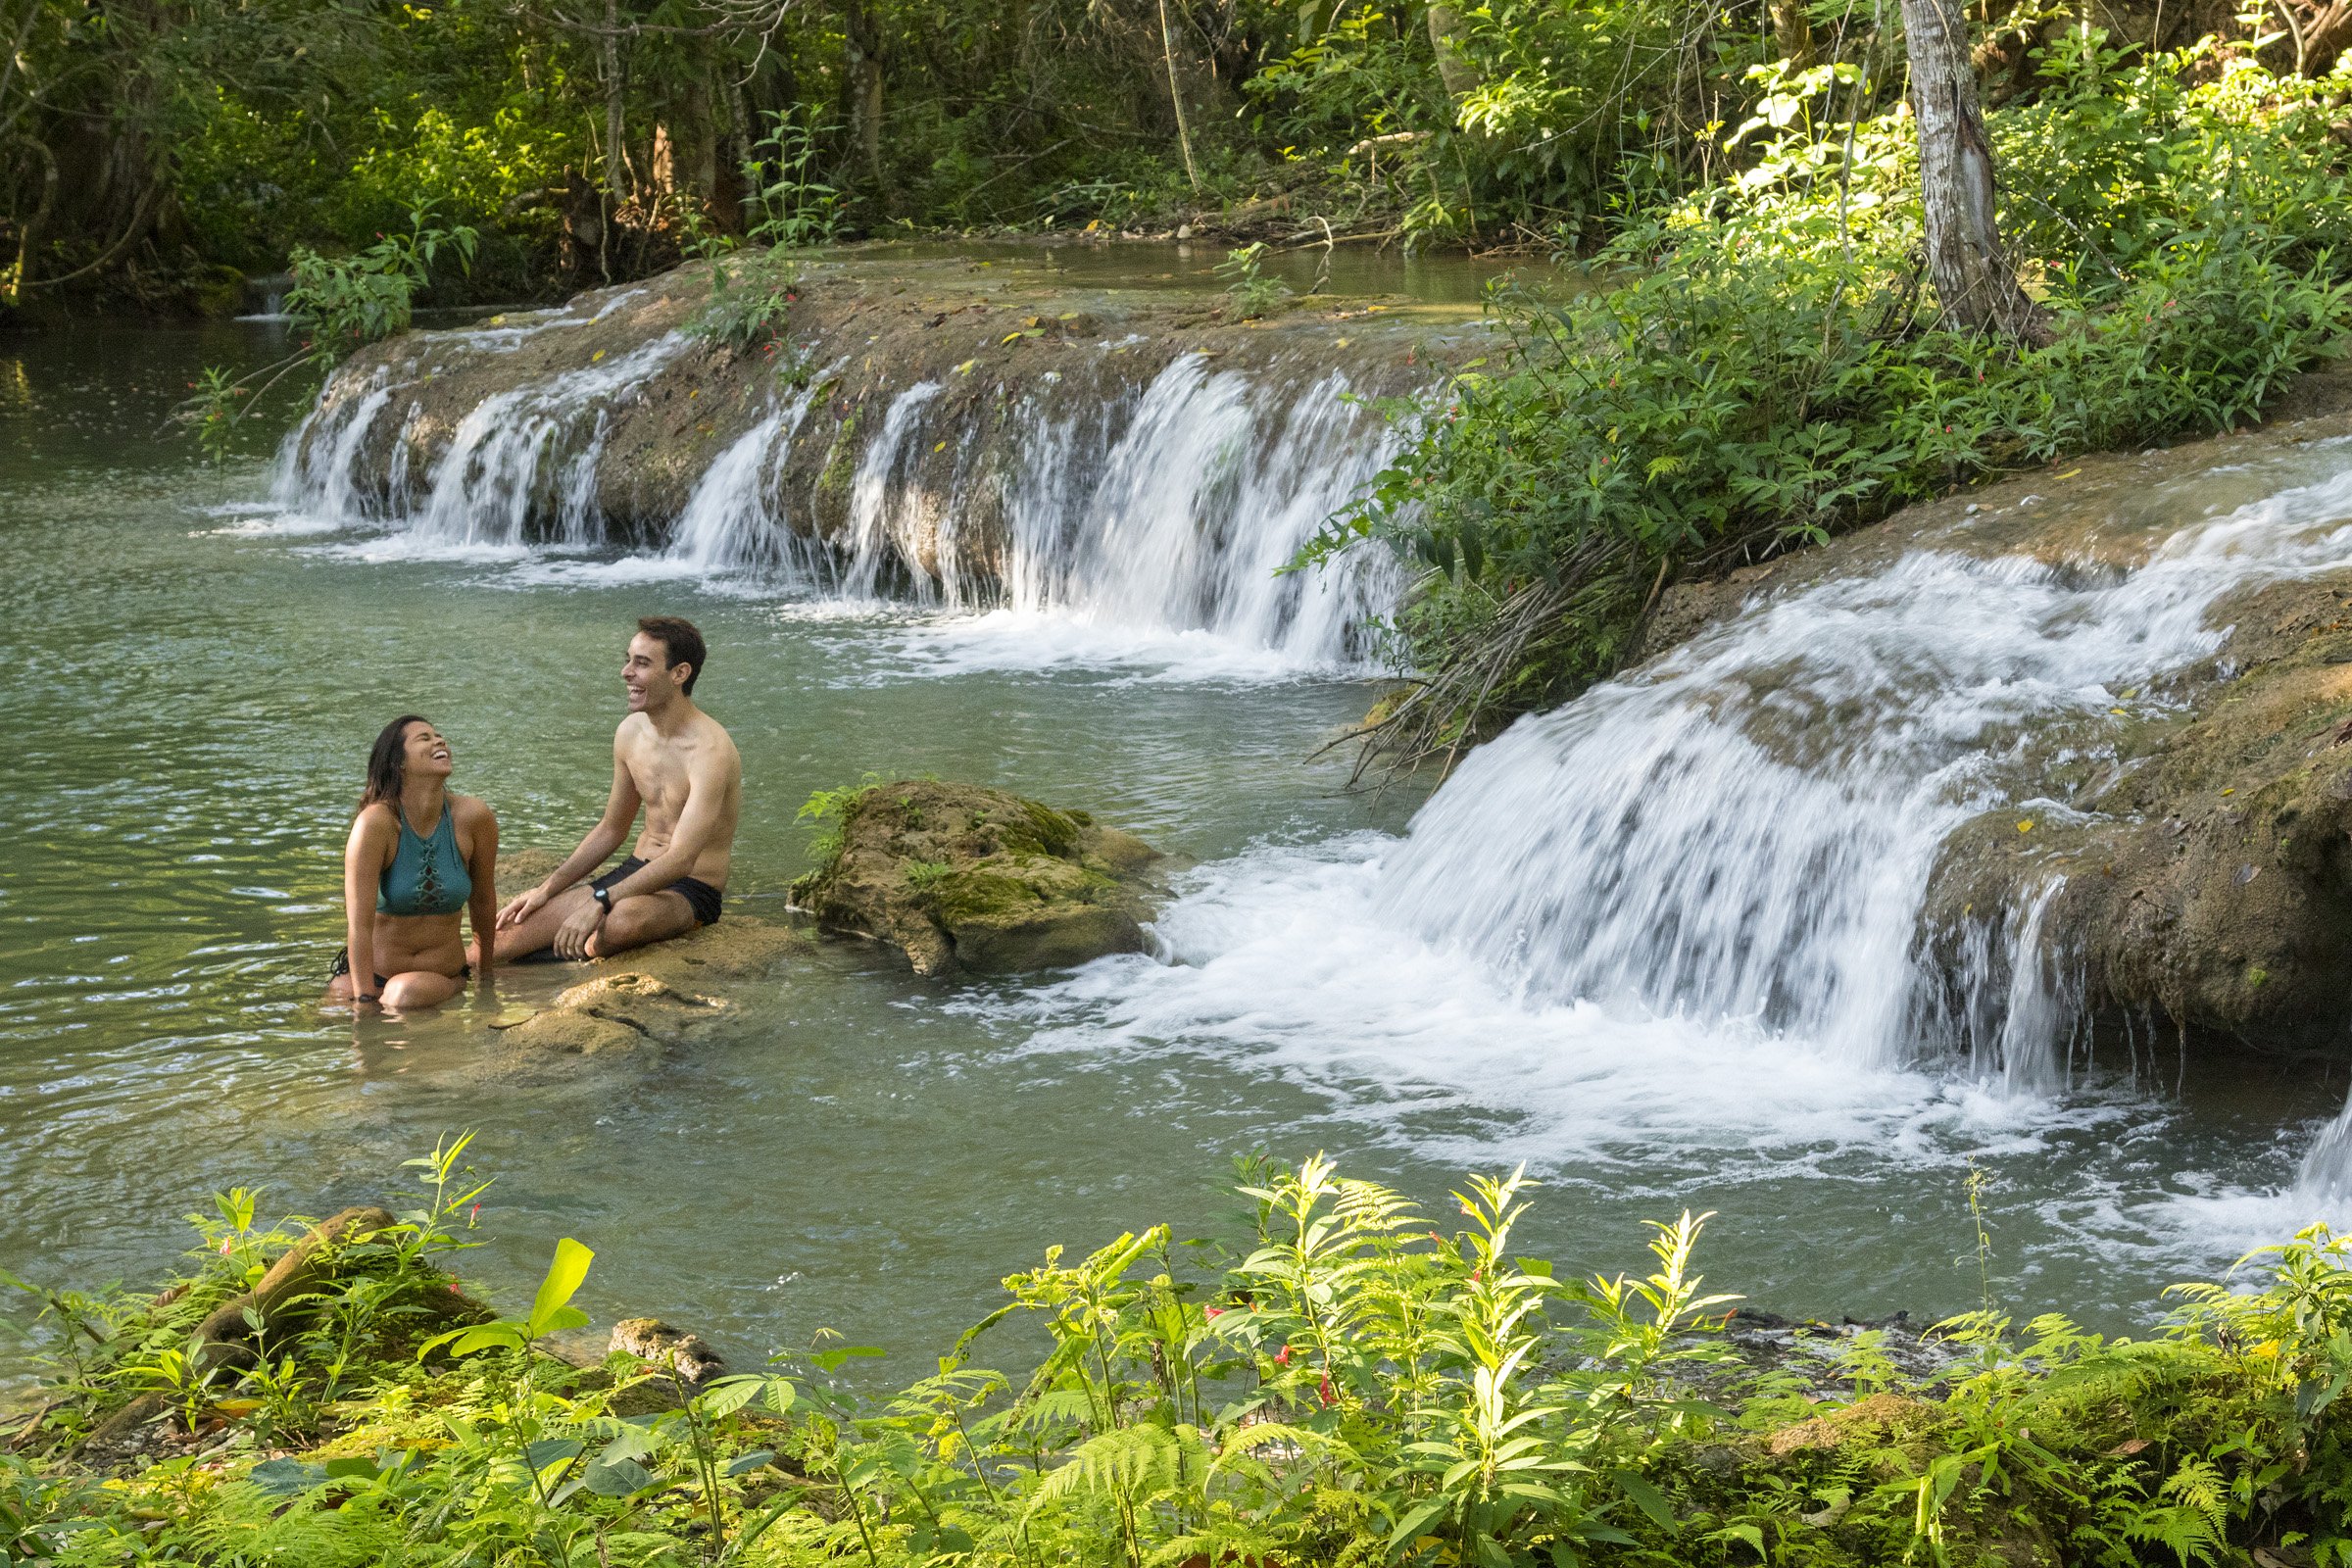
[593,857,723,927]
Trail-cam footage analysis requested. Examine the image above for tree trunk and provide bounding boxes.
[1768,0,1816,67]
[1899,0,2050,343]
[1158,0,1202,191]
[681,48,717,201]
[601,0,626,201]
[1424,2,1482,98]
[844,0,886,198]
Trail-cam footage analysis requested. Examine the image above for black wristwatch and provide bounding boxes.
[592,886,612,915]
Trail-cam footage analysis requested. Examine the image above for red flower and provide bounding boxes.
[1204,1306,1225,1319]
[1273,1346,1292,1365]
[1319,1373,1336,1406]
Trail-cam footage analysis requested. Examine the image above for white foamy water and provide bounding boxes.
[273,335,1403,678]
[972,465,2352,1274]
[1377,479,2352,1076]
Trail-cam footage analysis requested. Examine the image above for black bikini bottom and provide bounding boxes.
[329,948,473,990]
[593,858,724,926]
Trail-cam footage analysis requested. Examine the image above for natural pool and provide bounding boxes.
[2,308,2347,1395]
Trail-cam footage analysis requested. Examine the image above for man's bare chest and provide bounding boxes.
[625,751,696,818]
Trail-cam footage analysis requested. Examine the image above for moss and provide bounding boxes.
[814,411,860,499]
[927,868,1055,927]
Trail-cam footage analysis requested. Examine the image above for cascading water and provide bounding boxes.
[276,320,1404,669]
[407,333,688,547]
[989,365,1398,662]
[1371,474,2352,1080]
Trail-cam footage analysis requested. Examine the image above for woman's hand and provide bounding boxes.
[496,884,551,930]
[553,897,606,959]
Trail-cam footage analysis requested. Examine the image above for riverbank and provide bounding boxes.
[8,1147,2346,1568]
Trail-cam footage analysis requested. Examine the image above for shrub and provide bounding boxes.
[1300,39,2352,768]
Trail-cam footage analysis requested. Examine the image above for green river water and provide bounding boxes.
[0,293,2344,1390]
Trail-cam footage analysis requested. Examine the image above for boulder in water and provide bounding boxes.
[483,854,804,1062]
[789,779,1161,976]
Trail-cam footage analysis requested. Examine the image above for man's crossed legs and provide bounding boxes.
[484,859,724,962]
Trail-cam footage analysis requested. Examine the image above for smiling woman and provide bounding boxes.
[324,715,500,1011]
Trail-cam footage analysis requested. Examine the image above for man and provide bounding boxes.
[490,616,743,961]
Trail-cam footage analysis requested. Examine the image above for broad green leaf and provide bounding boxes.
[724,1449,776,1478]
[526,1438,584,1473]
[698,1376,763,1417]
[1387,1498,1449,1550]
[526,1238,595,1336]
[248,1458,326,1497]
[1615,1471,1681,1533]
[582,1457,658,1496]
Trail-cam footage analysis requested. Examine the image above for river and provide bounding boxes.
[1,253,2344,1389]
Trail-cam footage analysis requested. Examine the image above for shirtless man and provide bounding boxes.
[488,616,743,961]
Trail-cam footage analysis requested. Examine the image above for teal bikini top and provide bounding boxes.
[377,801,472,916]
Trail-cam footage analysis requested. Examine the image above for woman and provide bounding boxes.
[326,715,500,1010]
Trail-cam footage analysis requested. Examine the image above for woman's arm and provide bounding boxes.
[343,807,393,1002]
[463,798,500,971]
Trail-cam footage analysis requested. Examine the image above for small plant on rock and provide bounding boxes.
[1217,242,1291,319]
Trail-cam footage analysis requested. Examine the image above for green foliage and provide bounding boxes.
[1308,38,2352,767]
[740,109,847,251]
[796,772,888,864]
[17,1149,2352,1568]
[689,248,805,355]
[1217,242,1291,318]
[285,200,479,366]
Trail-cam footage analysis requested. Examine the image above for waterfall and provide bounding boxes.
[664,403,817,577]
[276,322,1404,666]
[840,381,948,603]
[1376,473,2352,1073]
[407,333,689,548]
[990,364,1397,662]
[2298,1092,2352,1210]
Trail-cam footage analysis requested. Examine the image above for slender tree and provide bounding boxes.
[1899,0,2050,343]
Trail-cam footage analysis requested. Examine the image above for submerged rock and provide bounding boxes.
[482,854,804,1061]
[789,779,1161,976]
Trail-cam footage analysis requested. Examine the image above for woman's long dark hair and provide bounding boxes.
[361,715,430,810]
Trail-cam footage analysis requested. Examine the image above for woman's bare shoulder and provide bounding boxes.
[348,801,398,850]
[452,793,497,827]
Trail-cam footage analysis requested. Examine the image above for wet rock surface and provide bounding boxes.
[789,779,1162,976]
[480,852,805,1064]
[1625,376,2352,1054]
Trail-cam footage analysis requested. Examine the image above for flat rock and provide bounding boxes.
[789,779,1161,976]
[484,853,805,1057]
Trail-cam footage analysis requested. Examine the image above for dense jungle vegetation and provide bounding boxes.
[0,0,2315,311]
[9,1140,2352,1567]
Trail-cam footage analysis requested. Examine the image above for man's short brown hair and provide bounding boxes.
[637,615,707,696]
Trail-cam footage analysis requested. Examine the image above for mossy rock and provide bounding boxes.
[789,779,1162,977]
